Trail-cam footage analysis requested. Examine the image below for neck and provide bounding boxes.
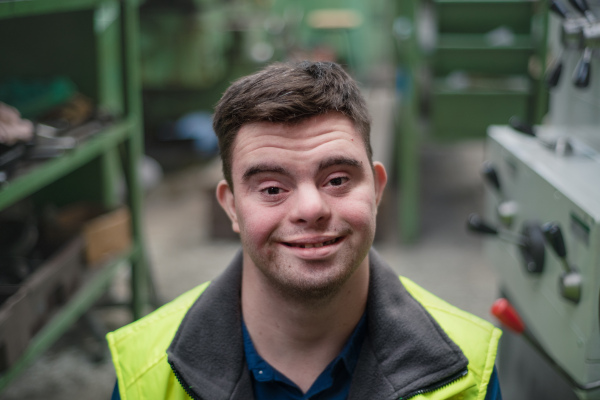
[241,255,369,393]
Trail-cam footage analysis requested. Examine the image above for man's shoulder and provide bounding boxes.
[106,281,213,393]
[399,276,498,336]
[107,281,211,348]
[399,275,502,397]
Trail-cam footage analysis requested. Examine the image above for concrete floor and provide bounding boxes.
[0,92,499,399]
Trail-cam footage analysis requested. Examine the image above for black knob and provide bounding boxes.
[541,222,567,259]
[550,0,571,19]
[509,116,536,136]
[519,221,546,274]
[546,59,563,88]
[573,48,592,88]
[467,214,498,235]
[481,162,502,193]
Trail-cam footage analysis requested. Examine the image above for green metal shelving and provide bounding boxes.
[394,0,549,242]
[0,0,150,390]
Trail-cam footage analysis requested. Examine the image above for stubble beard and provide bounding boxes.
[242,227,374,305]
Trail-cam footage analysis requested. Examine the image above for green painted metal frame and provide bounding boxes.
[0,0,118,18]
[0,0,150,389]
[435,0,535,34]
[0,253,134,390]
[0,120,133,210]
[394,0,549,243]
[394,0,422,243]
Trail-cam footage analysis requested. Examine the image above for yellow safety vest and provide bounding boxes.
[107,278,501,400]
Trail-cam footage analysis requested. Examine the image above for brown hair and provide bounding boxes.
[213,61,372,188]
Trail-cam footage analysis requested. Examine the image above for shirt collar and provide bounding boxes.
[242,312,367,385]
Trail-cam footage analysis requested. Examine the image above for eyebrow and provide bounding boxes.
[242,164,290,182]
[318,156,362,171]
[241,156,363,182]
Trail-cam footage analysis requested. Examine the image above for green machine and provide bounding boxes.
[468,0,600,397]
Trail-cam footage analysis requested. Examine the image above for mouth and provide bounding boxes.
[282,237,343,249]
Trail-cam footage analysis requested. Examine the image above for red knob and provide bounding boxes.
[491,298,525,333]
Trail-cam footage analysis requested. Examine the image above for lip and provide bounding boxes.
[279,235,345,259]
[283,235,342,247]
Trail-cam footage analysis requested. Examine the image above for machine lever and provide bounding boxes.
[467,213,498,235]
[573,47,592,88]
[509,116,536,136]
[468,215,546,273]
[466,214,527,246]
[568,0,597,22]
[541,222,582,303]
[480,162,502,193]
[546,58,563,88]
[541,222,567,259]
[491,298,525,333]
[550,0,571,19]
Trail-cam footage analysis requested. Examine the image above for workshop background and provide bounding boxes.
[1,0,599,398]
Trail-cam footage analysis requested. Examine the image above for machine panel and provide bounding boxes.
[484,126,600,397]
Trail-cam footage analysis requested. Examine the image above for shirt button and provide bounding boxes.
[258,370,263,374]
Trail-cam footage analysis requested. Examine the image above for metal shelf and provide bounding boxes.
[0,0,99,19]
[0,0,150,390]
[0,0,124,20]
[0,119,135,210]
[0,247,137,390]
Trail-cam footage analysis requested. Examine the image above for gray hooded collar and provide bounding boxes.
[167,249,468,400]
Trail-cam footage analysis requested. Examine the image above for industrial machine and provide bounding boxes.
[468,0,600,398]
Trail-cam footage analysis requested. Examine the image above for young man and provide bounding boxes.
[108,61,502,399]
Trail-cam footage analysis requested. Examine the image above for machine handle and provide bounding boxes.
[509,116,536,136]
[568,0,597,22]
[467,214,498,235]
[546,59,563,88]
[491,298,525,333]
[480,162,502,192]
[569,0,590,14]
[573,48,592,88]
[550,0,571,19]
[541,222,567,259]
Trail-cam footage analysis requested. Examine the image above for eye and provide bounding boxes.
[265,187,281,195]
[257,184,288,202]
[328,177,348,186]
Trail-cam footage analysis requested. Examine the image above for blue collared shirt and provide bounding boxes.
[242,314,367,400]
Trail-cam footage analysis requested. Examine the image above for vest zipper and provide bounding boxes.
[398,368,469,400]
[169,360,200,400]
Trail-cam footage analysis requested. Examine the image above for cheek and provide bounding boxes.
[334,190,378,227]
[236,201,281,243]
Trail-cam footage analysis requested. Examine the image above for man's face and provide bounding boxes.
[217,112,387,300]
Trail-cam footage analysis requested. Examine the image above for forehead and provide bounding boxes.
[230,113,368,168]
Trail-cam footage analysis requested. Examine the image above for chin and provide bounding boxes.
[264,252,367,301]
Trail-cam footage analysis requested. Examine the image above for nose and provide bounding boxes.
[290,183,331,225]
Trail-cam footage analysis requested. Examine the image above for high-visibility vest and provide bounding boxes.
[107,278,501,400]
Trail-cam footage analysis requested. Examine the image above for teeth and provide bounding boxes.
[293,238,337,248]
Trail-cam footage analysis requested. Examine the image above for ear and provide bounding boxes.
[216,180,240,233]
[372,162,388,207]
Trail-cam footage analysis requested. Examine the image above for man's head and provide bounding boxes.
[213,61,372,190]
[214,61,386,302]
